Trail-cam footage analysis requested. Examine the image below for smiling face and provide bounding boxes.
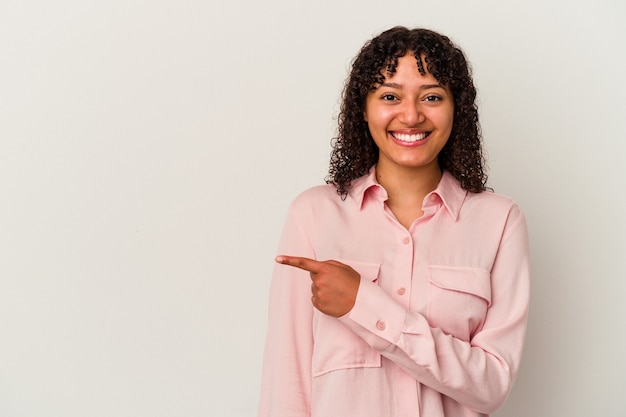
[364,54,454,176]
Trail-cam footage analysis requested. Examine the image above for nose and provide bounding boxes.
[398,101,424,125]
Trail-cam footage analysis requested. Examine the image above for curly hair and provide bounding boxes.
[327,26,488,197]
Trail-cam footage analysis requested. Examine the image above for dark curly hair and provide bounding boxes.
[327,26,488,197]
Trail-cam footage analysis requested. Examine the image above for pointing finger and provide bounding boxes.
[275,255,323,273]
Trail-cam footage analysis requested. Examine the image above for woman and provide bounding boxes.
[258,26,529,417]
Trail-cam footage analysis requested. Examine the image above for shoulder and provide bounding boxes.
[291,184,344,208]
[294,184,339,201]
[465,190,526,231]
[441,171,524,221]
[465,191,521,212]
[290,184,338,205]
[289,183,352,214]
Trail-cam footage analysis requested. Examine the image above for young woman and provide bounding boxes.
[258,26,529,417]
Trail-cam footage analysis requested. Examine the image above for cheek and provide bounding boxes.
[366,123,386,149]
[366,108,395,130]
[430,109,454,132]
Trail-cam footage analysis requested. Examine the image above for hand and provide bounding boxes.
[276,256,361,317]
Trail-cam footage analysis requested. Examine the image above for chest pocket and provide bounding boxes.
[427,265,491,342]
[311,260,382,378]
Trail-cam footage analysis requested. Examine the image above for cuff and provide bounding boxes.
[339,276,408,351]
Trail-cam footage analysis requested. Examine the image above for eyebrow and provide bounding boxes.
[379,82,444,90]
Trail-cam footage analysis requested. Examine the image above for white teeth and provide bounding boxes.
[393,132,427,142]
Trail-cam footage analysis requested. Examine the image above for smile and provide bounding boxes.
[391,132,429,143]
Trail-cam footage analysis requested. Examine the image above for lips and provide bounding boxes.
[391,131,430,143]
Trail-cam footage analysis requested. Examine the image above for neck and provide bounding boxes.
[375,161,443,203]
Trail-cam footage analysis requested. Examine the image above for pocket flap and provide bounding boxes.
[337,259,381,282]
[428,266,491,306]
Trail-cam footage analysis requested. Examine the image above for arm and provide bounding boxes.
[340,208,530,413]
[257,206,315,417]
[278,207,530,414]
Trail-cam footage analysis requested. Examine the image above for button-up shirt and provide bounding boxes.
[258,168,529,417]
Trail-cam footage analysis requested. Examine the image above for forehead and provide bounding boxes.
[379,53,435,77]
[379,54,440,83]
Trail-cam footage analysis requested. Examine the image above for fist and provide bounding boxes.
[276,256,361,317]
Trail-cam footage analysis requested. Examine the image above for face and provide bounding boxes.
[364,54,454,175]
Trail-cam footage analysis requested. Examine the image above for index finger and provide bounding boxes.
[275,255,322,273]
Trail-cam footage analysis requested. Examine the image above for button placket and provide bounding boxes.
[394,232,413,307]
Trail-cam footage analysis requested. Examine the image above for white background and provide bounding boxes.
[1,1,625,416]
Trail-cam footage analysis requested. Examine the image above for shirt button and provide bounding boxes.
[429,194,438,202]
[376,320,386,331]
[397,287,406,295]
[402,237,410,245]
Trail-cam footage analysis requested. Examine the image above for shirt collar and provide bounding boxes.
[348,167,467,221]
[349,166,383,208]
[426,170,466,221]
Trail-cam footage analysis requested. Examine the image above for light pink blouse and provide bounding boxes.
[258,168,530,417]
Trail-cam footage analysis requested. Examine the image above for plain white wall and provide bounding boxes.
[1,1,625,416]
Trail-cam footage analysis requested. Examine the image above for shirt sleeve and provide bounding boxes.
[338,206,530,414]
[257,204,314,417]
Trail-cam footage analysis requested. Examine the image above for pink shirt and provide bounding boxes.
[258,168,529,417]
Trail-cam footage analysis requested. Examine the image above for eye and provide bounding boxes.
[424,95,442,102]
[381,93,398,101]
